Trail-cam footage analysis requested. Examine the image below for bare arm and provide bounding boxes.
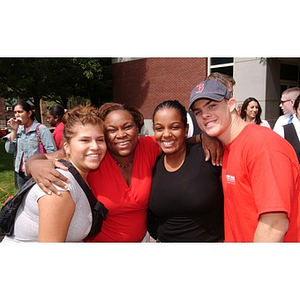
[26,150,69,195]
[254,213,289,242]
[201,133,223,166]
[38,191,75,242]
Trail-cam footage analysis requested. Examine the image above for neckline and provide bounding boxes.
[163,148,186,172]
[114,156,134,168]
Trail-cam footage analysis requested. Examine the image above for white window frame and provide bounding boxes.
[207,58,234,76]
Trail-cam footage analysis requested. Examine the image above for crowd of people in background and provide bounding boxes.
[1,72,299,243]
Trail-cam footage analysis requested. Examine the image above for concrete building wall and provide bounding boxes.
[233,58,268,119]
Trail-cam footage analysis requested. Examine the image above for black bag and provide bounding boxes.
[0,177,36,236]
[0,159,108,239]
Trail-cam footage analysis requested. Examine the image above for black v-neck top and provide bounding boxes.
[148,143,224,242]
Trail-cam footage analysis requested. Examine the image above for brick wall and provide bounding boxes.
[112,58,207,118]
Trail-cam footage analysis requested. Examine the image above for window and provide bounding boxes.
[279,63,299,116]
[280,64,298,81]
[209,57,234,76]
[211,57,233,65]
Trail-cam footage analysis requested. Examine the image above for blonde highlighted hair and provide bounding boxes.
[62,105,104,144]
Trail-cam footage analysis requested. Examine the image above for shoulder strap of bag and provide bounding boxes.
[36,124,42,142]
[36,124,46,152]
[5,177,36,207]
[57,159,108,238]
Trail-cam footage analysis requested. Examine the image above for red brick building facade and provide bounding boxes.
[112,58,207,119]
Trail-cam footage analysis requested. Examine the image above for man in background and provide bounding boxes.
[273,87,300,137]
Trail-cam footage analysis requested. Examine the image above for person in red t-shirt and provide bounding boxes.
[46,104,65,149]
[190,79,300,242]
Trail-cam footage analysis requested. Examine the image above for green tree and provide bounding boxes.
[69,58,113,107]
[0,58,112,121]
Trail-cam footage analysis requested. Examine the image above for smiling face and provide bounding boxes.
[103,109,139,159]
[64,123,107,178]
[153,107,188,155]
[245,100,259,121]
[192,98,236,144]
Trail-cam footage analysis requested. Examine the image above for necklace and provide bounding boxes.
[114,157,134,168]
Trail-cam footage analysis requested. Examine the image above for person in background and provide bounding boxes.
[46,104,65,149]
[190,79,300,242]
[2,105,107,242]
[273,87,300,137]
[148,100,224,242]
[25,102,224,242]
[283,95,300,163]
[5,100,56,189]
[240,97,271,128]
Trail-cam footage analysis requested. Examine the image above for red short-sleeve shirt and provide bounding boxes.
[222,124,300,242]
[86,136,161,242]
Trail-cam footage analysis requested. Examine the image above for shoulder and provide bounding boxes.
[185,143,205,164]
[260,120,271,128]
[136,136,161,161]
[244,124,280,139]
[274,114,289,125]
[186,142,202,154]
[37,123,51,132]
[237,125,282,150]
[139,136,156,144]
[138,136,160,151]
[241,124,297,158]
[55,169,86,203]
[32,169,77,199]
[55,122,65,131]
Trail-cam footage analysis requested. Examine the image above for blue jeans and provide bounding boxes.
[16,172,30,190]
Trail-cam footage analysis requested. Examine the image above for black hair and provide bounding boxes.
[48,104,65,122]
[13,100,35,121]
[240,97,262,125]
[152,100,187,127]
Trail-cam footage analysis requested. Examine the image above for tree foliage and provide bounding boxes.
[0,58,112,122]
